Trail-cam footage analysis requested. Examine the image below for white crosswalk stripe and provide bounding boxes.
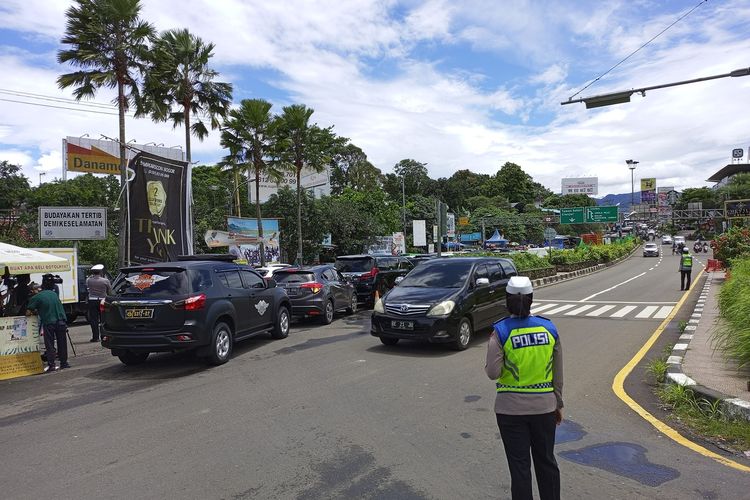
[611,305,637,318]
[636,306,659,319]
[530,302,677,320]
[531,303,559,314]
[586,305,616,317]
[543,304,577,315]
[564,304,597,316]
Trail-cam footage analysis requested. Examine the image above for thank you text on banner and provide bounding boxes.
[127,152,189,264]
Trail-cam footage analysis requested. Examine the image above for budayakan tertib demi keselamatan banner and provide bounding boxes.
[127,151,189,264]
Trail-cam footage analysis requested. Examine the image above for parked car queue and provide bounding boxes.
[96,253,525,368]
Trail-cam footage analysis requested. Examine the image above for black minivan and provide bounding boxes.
[101,256,291,366]
[370,257,518,350]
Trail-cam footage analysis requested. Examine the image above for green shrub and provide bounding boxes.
[715,258,750,367]
[712,227,750,265]
[646,358,668,384]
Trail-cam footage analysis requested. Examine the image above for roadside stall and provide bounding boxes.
[0,242,70,380]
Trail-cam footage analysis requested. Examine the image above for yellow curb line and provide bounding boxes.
[612,269,750,473]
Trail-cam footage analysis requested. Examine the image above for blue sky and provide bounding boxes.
[1,0,750,196]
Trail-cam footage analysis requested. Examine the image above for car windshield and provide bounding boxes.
[398,261,472,288]
[112,269,210,297]
[273,272,316,284]
[335,258,373,273]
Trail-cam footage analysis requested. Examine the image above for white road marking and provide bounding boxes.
[531,303,558,313]
[653,306,673,319]
[564,304,597,316]
[586,305,616,317]
[580,272,647,301]
[544,304,577,315]
[611,305,637,318]
[636,306,659,319]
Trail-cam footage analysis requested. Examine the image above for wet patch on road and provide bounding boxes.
[559,442,679,487]
[460,432,472,439]
[297,444,428,499]
[555,419,586,444]
[464,395,481,403]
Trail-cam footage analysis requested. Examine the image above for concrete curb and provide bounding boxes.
[664,274,750,422]
[530,243,639,290]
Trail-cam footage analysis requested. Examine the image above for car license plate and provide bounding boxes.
[391,320,413,330]
[125,308,154,319]
[287,287,298,296]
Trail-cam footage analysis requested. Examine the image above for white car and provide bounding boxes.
[661,235,673,245]
[673,236,686,246]
[255,264,292,278]
[643,243,660,257]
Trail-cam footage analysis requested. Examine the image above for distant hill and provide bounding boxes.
[596,192,640,209]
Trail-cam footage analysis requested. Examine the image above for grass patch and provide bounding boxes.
[716,258,750,367]
[657,385,750,450]
[678,320,687,334]
[646,358,667,384]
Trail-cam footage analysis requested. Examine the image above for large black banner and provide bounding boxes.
[127,151,189,264]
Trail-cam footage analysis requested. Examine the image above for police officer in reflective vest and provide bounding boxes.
[486,276,563,500]
[679,247,693,291]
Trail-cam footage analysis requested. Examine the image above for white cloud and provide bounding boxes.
[1,0,749,197]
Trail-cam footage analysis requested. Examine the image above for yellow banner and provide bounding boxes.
[0,316,42,380]
[66,143,121,174]
[640,178,656,191]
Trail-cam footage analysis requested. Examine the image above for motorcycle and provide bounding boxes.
[693,241,703,253]
[703,242,709,253]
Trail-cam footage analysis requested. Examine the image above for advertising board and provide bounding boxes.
[39,207,106,240]
[561,177,598,196]
[412,220,427,247]
[226,217,281,264]
[248,167,331,203]
[63,137,185,176]
[0,316,42,380]
[30,248,78,304]
[640,178,657,204]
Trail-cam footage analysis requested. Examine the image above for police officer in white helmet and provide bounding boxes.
[486,276,563,500]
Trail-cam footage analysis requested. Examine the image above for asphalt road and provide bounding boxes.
[1,245,748,499]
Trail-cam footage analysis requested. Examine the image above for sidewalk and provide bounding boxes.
[666,271,750,421]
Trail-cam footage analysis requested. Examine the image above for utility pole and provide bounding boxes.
[435,199,442,258]
[481,219,486,248]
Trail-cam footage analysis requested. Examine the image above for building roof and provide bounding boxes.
[707,163,750,183]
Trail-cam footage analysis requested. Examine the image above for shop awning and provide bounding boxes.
[0,242,71,274]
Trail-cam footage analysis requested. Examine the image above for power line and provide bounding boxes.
[0,97,125,116]
[0,88,117,109]
[567,0,709,101]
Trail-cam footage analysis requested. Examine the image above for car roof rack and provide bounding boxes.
[177,254,237,262]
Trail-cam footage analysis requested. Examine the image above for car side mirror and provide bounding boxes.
[266,278,277,288]
[476,277,490,287]
[394,276,404,285]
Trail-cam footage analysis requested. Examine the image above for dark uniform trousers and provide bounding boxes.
[43,320,68,367]
[680,270,692,291]
[88,299,101,340]
[497,412,560,500]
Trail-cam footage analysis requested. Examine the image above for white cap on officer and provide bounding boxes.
[682,247,689,254]
[91,264,104,271]
[507,276,533,295]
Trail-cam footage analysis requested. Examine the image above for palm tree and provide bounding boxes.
[221,99,282,266]
[143,28,232,164]
[57,0,154,266]
[275,105,334,264]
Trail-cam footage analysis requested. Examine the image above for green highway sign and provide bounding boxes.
[586,206,619,223]
[560,207,584,224]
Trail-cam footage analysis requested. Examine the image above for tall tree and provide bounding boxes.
[143,28,232,163]
[57,0,154,266]
[220,99,282,266]
[328,142,382,195]
[0,161,30,210]
[275,104,334,264]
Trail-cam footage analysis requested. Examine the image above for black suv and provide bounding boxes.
[335,254,413,306]
[272,265,357,323]
[370,257,518,350]
[101,255,291,366]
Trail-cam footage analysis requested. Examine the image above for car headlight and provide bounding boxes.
[373,298,385,313]
[427,300,455,317]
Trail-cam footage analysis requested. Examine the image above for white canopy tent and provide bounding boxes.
[0,242,71,275]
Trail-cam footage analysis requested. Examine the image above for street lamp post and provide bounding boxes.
[39,172,46,186]
[626,159,639,215]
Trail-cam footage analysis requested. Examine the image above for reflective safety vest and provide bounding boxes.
[493,316,558,394]
[681,255,693,269]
